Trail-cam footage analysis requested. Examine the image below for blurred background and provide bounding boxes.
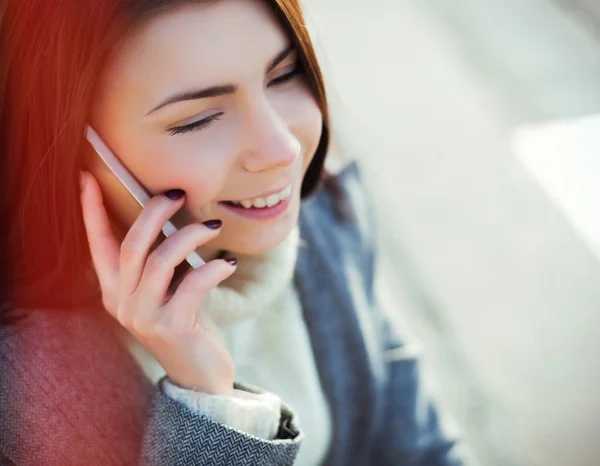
[302,1,600,465]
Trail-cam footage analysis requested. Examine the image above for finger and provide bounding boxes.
[118,190,186,301]
[136,222,222,307]
[165,258,237,327]
[80,171,120,313]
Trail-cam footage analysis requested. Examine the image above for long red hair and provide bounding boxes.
[0,0,331,311]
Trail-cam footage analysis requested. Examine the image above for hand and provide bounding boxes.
[79,171,237,395]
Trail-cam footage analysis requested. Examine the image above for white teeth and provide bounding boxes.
[232,183,293,209]
[266,194,280,207]
[280,184,292,200]
[253,198,267,208]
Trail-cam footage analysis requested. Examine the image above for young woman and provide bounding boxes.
[0,0,464,464]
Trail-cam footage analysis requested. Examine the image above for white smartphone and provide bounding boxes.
[85,125,205,269]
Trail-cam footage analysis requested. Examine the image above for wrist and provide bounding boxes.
[167,376,234,396]
[161,379,283,440]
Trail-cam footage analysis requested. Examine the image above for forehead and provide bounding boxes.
[101,0,288,106]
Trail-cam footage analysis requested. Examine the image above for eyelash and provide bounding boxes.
[169,113,223,136]
[267,61,303,87]
[169,61,303,136]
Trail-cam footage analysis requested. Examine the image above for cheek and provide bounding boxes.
[128,136,232,206]
[92,93,234,215]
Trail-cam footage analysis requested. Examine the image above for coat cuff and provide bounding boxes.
[161,378,282,440]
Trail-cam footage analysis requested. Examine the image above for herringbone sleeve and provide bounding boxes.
[141,386,303,465]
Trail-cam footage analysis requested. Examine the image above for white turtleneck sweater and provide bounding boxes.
[122,224,332,466]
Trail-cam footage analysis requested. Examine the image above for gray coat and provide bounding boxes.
[0,161,463,465]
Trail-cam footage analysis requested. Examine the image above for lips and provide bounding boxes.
[219,182,293,209]
[219,193,293,220]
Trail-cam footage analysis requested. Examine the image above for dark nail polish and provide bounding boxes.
[224,257,238,266]
[164,189,185,200]
[202,219,222,230]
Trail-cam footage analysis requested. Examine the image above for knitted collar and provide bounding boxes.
[202,224,301,327]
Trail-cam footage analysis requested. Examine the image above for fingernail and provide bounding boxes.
[164,189,185,200]
[224,257,238,266]
[202,219,222,230]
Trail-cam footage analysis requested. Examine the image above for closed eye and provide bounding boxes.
[167,59,303,135]
[267,61,304,87]
[168,112,224,136]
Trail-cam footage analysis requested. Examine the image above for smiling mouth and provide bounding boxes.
[218,193,293,221]
[219,199,285,210]
[218,183,293,210]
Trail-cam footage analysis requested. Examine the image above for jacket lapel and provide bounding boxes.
[295,161,382,466]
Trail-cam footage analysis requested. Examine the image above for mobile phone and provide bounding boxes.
[85,125,205,269]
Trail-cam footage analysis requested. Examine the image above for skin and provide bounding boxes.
[91,0,323,261]
[80,0,323,395]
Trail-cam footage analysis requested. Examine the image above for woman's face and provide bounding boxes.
[91,0,322,260]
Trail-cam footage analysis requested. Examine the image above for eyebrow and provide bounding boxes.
[147,44,295,115]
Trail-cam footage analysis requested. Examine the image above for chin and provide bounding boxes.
[233,236,285,256]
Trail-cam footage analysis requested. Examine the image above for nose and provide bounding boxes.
[241,100,301,173]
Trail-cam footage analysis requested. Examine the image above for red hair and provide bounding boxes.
[0,0,331,311]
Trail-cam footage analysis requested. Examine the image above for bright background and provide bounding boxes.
[303,1,600,465]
